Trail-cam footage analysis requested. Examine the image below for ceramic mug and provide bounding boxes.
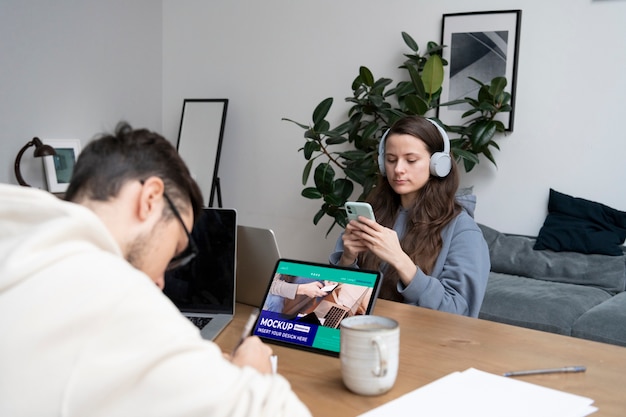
[340,315,399,396]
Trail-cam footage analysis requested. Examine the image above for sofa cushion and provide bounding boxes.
[534,189,626,256]
[479,223,626,295]
[571,292,626,347]
[479,272,612,335]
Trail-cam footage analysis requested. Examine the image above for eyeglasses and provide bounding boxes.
[163,191,198,271]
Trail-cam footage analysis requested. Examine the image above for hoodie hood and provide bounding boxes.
[0,184,120,293]
[455,189,477,218]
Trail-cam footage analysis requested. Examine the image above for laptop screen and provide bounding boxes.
[252,258,382,356]
[163,208,236,315]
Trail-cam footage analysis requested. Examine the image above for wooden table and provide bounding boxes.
[216,300,626,416]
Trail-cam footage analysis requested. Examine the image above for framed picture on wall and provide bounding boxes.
[438,10,522,131]
[43,139,81,193]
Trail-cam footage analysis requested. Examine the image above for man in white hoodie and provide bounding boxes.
[0,122,311,417]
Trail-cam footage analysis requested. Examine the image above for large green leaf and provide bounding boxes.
[328,120,353,136]
[488,76,507,96]
[451,147,480,165]
[401,32,419,52]
[303,141,319,160]
[332,178,354,201]
[302,187,322,199]
[302,159,314,185]
[326,137,348,145]
[313,163,335,194]
[359,66,375,87]
[421,54,444,95]
[406,65,426,98]
[312,98,333,125]
[388,81,415,98]
[304,129,318,140]
[313,119,330,133]
[482,146,497,166]
[361,122,379,141]
[339,149,368,161]
[471,121,497,149]
[324,193,344,207]
[372,77,394,91]
[405,94,429,115]
[313,208,326,225]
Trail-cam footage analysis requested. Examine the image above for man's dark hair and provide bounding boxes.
[65,121,203,221]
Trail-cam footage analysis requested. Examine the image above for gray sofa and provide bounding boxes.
[477,223,626,347]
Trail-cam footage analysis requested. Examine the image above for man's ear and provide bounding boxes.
[137,176,165,221]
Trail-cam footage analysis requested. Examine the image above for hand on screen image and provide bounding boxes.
[296,281,329,298]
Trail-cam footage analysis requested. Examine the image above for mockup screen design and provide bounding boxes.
[253,259,379,354]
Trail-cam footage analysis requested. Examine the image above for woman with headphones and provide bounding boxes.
[330,115,490,317]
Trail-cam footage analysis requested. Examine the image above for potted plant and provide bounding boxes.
[283,32,512,235]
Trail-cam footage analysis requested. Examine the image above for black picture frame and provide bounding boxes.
[438,10,522,132]
[176,98,229,207]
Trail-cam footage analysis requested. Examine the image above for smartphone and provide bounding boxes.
[345,202,376,223]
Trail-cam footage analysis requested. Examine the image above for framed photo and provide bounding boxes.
[438,10,522,131]
[43,139,81,193]
[176,98,228,207]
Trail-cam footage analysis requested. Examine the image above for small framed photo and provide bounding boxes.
[43,139,81,193]
[438,10,522,131]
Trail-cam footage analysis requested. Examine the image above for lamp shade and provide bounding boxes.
[14,137,57,187]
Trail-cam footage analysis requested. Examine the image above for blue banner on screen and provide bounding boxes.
[252,259,382,356]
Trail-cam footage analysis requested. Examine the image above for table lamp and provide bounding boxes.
[14,137,57,187]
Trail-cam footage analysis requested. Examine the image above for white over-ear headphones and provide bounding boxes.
[378,118,452,178]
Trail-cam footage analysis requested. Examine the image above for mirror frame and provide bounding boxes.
[176,98,228,207]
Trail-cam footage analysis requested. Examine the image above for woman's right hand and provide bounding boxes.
[296,281,328,298]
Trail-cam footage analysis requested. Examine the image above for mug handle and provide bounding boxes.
[371,336,388,377]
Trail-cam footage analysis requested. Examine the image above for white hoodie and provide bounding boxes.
[0,184,311,417]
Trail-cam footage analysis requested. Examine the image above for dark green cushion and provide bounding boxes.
[534,189,626,256]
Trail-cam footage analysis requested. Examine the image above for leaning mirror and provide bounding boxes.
[176,99,228,207]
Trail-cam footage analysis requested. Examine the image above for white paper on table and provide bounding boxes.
[358,368,597,417]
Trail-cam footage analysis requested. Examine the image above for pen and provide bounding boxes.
[232,308,260,354]
[503,365,586,377]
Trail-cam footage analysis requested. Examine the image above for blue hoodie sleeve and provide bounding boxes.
[397,212,490,317]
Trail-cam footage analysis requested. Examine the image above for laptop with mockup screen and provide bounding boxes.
[252,258,382,356]
[163,208,237,340]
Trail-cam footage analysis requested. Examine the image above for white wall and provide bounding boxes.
[162,0,626,263]
[0,1,162,189]
[3,1,625,265]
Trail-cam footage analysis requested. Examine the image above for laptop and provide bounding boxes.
[236,225,281,307]
[251,258,382,356]
[163,208,237,340]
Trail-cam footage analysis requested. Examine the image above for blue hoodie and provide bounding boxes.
[330,193,490,317]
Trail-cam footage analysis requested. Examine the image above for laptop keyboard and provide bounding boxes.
[187,316,213,329]
[324,306,348,329]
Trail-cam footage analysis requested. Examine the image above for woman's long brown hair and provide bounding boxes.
[359,116,461,301]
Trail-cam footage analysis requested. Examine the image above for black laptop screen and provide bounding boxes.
[163,208,236,314]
